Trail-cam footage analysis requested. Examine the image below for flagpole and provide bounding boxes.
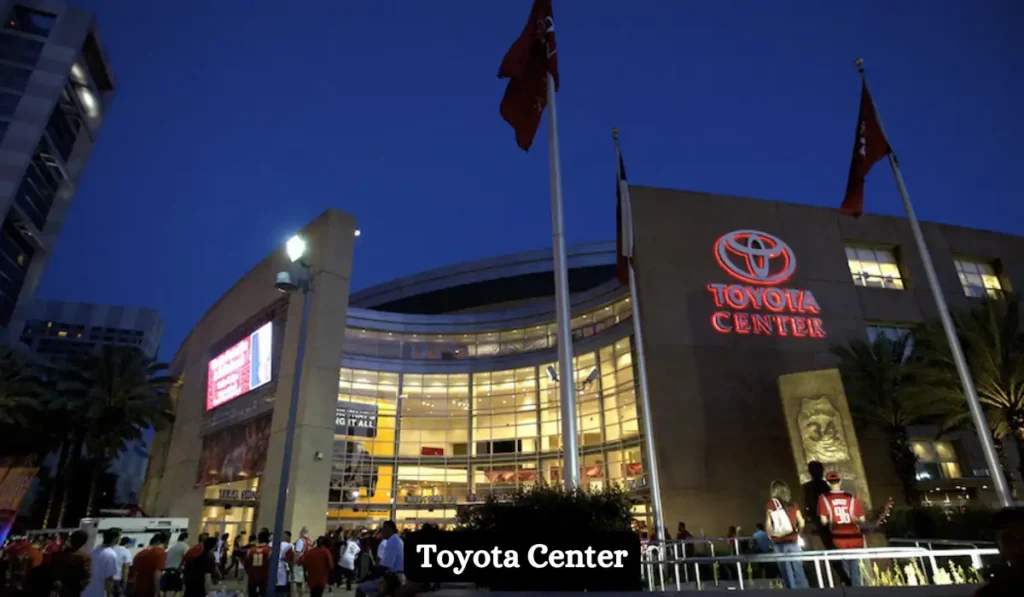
[613,130,665,543]
[855,59,1013,507]
[546,72,580,490]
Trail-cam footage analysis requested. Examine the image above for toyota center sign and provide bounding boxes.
[706,230,826,338]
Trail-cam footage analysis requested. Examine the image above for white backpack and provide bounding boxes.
[769,499,795,536]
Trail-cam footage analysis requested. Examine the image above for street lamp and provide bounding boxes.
[266,234,312,597]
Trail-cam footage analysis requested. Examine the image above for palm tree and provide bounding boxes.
[52,345,175,518]
[915,293,1024,483]
[0,344,43,432]
[0,345,47,486]
[831,333,935,503]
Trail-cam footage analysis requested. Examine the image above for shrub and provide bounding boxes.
[883,506,996,542]
[455,484,636,534]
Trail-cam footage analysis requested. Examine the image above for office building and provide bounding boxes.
[18,298,163,359]
[139,191,1022,540]
[0,0,115,335]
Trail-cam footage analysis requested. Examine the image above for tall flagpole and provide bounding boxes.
[613,130,665,543]
[546,72,580,490]
[856,59,1013,507]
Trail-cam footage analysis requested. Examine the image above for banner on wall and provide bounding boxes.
[334,401,379,438]
[196,415,272,487]
[778,368,872,508]
[331,439,379,498]
[0,455,40,545]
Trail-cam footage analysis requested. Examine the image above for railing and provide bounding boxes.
[640,539,999,591]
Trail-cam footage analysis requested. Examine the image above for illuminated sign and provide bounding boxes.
[707,230,826,338]
[334,402,379,438]
[218,489,259,501]
[206,322,274,410]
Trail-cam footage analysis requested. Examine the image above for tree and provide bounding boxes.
[50,345,174,518]
[915,293,1024,484]
[831,333,935,503]
[0,345,44,450]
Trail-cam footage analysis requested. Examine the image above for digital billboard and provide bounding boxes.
[206,321,273,410]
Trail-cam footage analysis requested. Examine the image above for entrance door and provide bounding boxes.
[202,521,244,544]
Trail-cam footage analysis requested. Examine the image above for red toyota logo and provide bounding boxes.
[714,230,796,286]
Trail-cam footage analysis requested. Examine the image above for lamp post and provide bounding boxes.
[266,234,312,597]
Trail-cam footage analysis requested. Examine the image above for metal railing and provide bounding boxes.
[640,539,999,591]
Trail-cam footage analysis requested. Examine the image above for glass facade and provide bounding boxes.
[329,313,647,528]
[344,298,632,360]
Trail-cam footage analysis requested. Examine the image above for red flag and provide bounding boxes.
[841,83,891,217]
[498,0,558,151]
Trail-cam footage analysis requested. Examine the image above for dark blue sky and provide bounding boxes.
[38,0,1023,358]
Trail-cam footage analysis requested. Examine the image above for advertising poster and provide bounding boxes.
[0,455,39,545]
[196,415,272,487]
[330,439,379,499]
[334,401,379,438]
[206,321,273,410]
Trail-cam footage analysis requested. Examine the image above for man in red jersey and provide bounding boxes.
[817,471,866,586]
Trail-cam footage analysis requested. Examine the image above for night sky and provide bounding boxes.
[37,0,1023,359]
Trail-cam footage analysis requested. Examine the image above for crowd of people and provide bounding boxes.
[649,472,881,588]
[0,520,409,597]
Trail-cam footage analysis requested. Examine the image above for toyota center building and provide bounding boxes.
[140,188,1023,539]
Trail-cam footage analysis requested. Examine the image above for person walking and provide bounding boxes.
[182,537,220,597]
[276,532,295,597]
[292,528,310,597]
[244,530,273,597]
[355,521,403,597]
[335,532,359,591]
[817,471,867,586]
[162,532,189,596]
[113,537,132,597]
[300,537,334,597]
[84,528,122,597]
[46,530,93,597]
[764,480,808,589]
[131,533,169,597]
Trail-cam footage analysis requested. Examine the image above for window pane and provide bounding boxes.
[846,245,903,290]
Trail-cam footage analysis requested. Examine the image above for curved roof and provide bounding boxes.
[350,241,617,314]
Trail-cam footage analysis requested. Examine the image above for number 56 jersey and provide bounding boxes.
[817,491,866,549]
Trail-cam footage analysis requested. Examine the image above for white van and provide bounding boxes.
[79,517,189,557]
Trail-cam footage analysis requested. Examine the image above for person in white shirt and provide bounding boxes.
[336,533,360,591]
[356,521,403,597]
[84,528,122,597]
[162,532,190,595]
[277,535,294,593]
[114,537,133,592]
[376,535,388,564]
[292,527,310,596]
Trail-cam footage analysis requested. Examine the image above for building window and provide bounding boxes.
[5,5,57,37]
[0,91,21,119]
[0,63,32,93]
[953,259,1003,299]
[911,441,962,481]
[846,246,904,289]
[866,324,914,358]
[0,32,44,66]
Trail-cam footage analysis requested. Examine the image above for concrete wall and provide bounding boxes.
[144,209,356,538]
[630,187,1024,535]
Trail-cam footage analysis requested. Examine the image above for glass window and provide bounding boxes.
[846,245,904,289]
[0,64,32,93]
[866,324,914,359]
[0,32,44,66]
[0,91,21,118]
[5,5,57,37]
[911,440,962,481]
[953,259,1003,299]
